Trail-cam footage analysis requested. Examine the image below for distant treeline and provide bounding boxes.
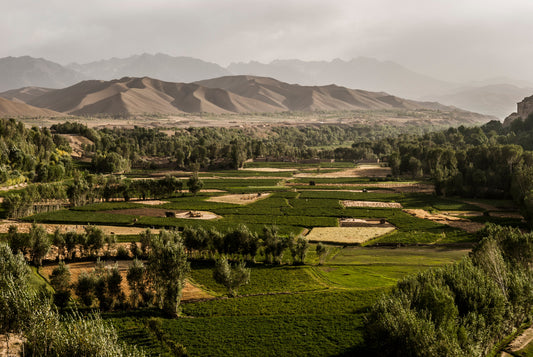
[50,121,436,170]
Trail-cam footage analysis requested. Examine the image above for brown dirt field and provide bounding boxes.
[137,199,170,206]
[103,208,219,220]
[206,193,272,205]
[403,209,485,233]
[240,167,296,172]
[440,211,484,217]
[41,260,213,302]
[0,220,160,235]
[305,226,395,244]
[342,200,402,209]
[0,334,23,357]
[489,211,524,219]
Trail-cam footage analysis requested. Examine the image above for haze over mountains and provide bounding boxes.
[0,53,530,118]
[1,75,477,117]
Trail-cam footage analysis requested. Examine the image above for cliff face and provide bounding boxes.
[504,95,533,126]
[518,95,533,119]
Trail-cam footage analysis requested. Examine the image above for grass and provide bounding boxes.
[189,262,326,295]
[109,314,366,357]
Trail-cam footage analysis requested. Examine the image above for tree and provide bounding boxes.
[127,259,148,308]
[290,235,309,265]
[85,225,106,257]
[52,228,66,261]
[49,261,71,308]
[148,231,190,316]
[0,243,33,355]
[187,173,204,196]
[29,223,50,266]
[107,263,124,309]
[316,242,328,265]
[75,271,96,307]
[213,256,251,297]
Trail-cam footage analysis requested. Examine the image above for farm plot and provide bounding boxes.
[206,193,271,205]
[305,225,395,244]
[0,220,158,235]
[342,200,402,208]
[404,209,485,233]
[102,208,219,220]
[295,164,391,178]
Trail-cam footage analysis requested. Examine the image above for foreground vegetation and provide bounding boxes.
[2,113,533,356]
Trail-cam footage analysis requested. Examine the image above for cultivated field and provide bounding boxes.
[305,226,396,244]
[2,160,525,356]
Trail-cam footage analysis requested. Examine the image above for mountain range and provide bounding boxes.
[1,75,476,117]
[0,54,530,118]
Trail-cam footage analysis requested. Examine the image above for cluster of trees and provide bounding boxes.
[180,225,309,265]
[0,118,73,185]
[52,230,190,316]
[1,172,204,217]
[366,224,533,356]
[331,119,533,226]
[0,242,145,356]
[50,121,431,171]
[2,182,67,218]
[6,224,118,264]
[66,172,188,206]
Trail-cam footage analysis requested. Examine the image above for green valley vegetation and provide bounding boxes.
[3,114,533,356]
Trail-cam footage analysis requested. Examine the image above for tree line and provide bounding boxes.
[0,242,146,356]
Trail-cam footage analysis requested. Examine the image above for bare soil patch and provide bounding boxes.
[137,199,170,206]
[342,200,402,209]
[103,208,219,220]
[0,333,23,357]
[58,134,94,158]
[206,193,272,205]
[41,260,213,302]
[240,167,295,172]
[403,209,485,233]
[305,225,395,244]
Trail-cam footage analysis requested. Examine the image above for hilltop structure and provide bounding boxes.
[504,95,533,125]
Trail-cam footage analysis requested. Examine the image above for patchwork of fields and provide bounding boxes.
[4,162,525,356]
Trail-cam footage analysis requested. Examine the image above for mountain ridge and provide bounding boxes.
[2,75,491,120]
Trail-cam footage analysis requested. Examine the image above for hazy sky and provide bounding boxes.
[3,0,533,82]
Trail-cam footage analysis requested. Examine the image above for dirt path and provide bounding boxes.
[507,324,533,353]
[0,183,27,191]
[403,209,485,233]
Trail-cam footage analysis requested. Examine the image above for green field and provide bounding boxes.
[105,245,469,356]
[12,165,526,356]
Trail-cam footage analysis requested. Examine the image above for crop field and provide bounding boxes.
[104,245,470,356]
[6,162,526,356]
[305,226,396,244]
